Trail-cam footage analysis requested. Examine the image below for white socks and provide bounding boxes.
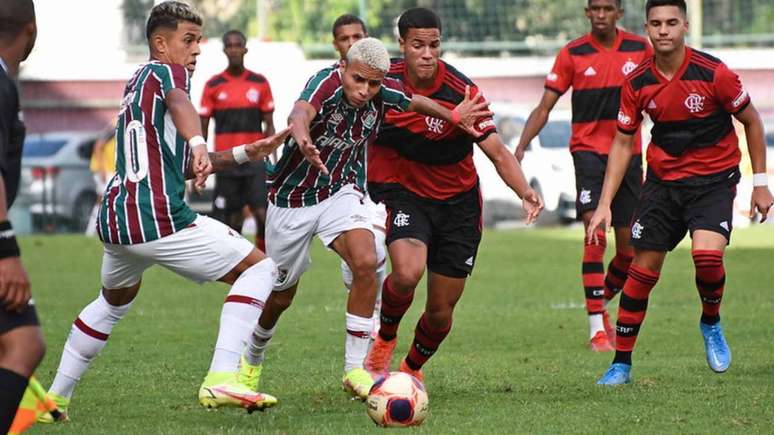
[244,323,275,366]
[208,258,276,373]
[50,293,133,399]
[345,312,373,372]
[588,313,604,339]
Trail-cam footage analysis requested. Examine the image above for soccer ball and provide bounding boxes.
[366,372,429,427]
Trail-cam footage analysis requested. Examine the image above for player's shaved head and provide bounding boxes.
[646,0,687,17]
[346,37,390,73]
[398,7,442,39]
[222,29,246,46]
[146,1,203,41]
[0,0,35,41]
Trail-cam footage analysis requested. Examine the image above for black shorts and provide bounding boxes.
[384,186,482,279]
[0,303,39,334]
[212,161,268,212]
[629,175,738,252]
[573,151,643,228]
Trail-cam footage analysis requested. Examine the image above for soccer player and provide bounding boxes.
[331,14,385,338]
[364,8,543,382]
[40,1,293,419]
[0,1,45,432]
[238,37,491,401]
[590,0,774,385]
[200,30,275,251]
[514,0,652,352]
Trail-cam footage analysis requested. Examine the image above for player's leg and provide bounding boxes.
[212,174,246,233]
[0,310,45,434]
[365,199,430,375]
[247,160,269,252]
[687,179,736,373]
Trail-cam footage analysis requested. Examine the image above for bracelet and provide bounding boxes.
[0,220,20,259]
[232,144,250,164]
[450,108,461,125]
[189,135,206,148]
[753,173,769,187]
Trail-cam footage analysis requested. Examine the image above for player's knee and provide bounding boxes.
[0,328,45,376]
[348,250,378,280]
[267,290,295,312]
[390,266,423,291]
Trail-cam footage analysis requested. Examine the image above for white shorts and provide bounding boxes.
[367,196,388,234]
[266,184,372,291]
[101,215,255,289]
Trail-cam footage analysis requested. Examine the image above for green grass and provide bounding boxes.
[24,226,774,434]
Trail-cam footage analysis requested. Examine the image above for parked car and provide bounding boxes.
[16,132,100,232]
[474,103,576,226]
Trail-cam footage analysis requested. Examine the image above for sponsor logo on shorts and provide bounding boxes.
[720,221,729,232]
[275,268,289,286]
[631,221,644,239]
[393,211,410,228]
[579,189,592,205]
[617,111,632,126]
[684,93,706,113]
[350,214,369,224]
[464,256,474,267]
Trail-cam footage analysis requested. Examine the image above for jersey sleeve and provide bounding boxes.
[260,80,275,113]
[199,78,216,118]
[714,63,750,115]
[154,63,190,98]
[379,77,413,112]
[298,68,339,113]
[616,79,643,135]
[544,46,574,95]
[469,86,497,141]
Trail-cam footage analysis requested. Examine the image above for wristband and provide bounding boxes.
[0,220,20,259]
[232,144,250,164]
[450,108,461,125]
[753,173,769,187]
[189,135,206,148]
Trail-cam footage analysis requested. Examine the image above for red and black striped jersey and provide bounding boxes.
[545,30,652,155]
[200,69,274,152]
[368,59,496,202]
[617,47,750,184]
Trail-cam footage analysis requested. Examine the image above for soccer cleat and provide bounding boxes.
[364,335,397,375]
[237,355,263,392]
[589,330,614,352]
[198,372,278,412]
[399,358,424,383]
[35,392,69,424]
[700,321,732,373]
[603,310,616,346]
[597,363,632,386]
[342,368,374,401]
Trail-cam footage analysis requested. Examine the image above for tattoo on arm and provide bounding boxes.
[185,150,236,179]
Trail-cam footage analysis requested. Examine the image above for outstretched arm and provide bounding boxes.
[514,89,561,162]
[408,86,492,137]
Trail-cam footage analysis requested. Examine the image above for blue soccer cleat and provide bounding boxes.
[700,322,731,373]
[596,363,632,386]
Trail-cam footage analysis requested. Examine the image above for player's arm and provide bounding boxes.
[186,126,292,178]
[199,116,210,141]
[261,111,278,162]
[0,173,30,313]
[514,89,561,162]
[477,133,543,224]
[734,103,774,222]
[408,86,492,137]
[166,88,211,190]
[288,100,328,175]
[586,131,635,242]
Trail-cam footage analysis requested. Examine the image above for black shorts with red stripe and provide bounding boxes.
[0,303,39,334]
[383,185,482,278]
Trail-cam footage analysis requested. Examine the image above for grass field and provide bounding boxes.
[23,226,774,434]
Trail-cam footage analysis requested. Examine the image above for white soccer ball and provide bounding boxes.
[366,371,429,427]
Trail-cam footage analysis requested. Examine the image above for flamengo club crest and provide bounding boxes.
[425,116,445,134]
[684,93,705,113]
[621,60,637,75]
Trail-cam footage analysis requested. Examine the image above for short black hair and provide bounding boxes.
[646,0,687,16]
[0,0,35,41]
[222,29,247,46]
[587,0,622,7]
[397,7,442,39]
[332,14,367,37]
[146,1,203,42]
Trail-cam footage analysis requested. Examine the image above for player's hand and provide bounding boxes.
[514,146,526,163]
[520,187,544,225]
[0,256,31,313]
[454,85,493,138]
[750,186,774,223]
[191,144,212,193]
[245,126,292,161]
[298,136,329,176]
[586,206,612,245]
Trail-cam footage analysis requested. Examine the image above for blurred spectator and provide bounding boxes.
[199,30,275,251]
[85,120,116,236]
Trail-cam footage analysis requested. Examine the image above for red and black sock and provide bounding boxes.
[377,275,415,341]
[582,230,607,315]
[604,250,633,302]
[405,314,452,370]
[613,264,660,365]
[693,250,725,325]
[0,367,28,434]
